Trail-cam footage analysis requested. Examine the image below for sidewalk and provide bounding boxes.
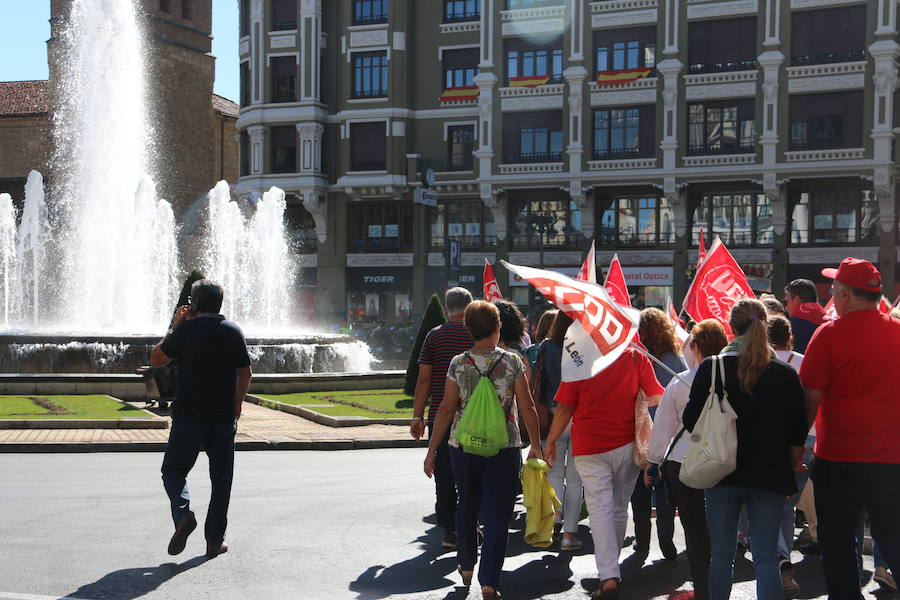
[0,402,425,452]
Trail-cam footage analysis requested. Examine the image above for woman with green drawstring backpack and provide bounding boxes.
[424,300,543,600]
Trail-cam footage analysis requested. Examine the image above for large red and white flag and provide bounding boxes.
[604,254,631,307]
[577,240,597,283]
[697,228,708,270]
[483,259,503,303]
[683,237,754,337]
[500,261,640,382]
[666,295,690,345]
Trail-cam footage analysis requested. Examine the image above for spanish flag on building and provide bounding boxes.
[508,75,552,88]
[439,86,480,102]
[596,67,654,86]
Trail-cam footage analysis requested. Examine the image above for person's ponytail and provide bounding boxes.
[729,298,773,394]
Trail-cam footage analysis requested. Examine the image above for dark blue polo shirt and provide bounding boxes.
[160,314,252,424]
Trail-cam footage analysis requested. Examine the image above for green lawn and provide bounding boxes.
[0,395,149,420]
[258,389,413,419]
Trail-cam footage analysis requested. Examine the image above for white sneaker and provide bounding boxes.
[874,566,897,591]
[560,537,582,551]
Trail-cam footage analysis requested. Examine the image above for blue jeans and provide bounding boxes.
[705,485,784,600]
[778,435,816,560]
[449,446,520,590]
[161,418,236,544]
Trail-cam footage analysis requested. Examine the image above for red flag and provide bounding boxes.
[500,261,640,382]
[697,228,707,270]
[683,237,754,337]
[577,240,597,283]
[483,259,503,303]
[604,254,631,307]
[879,297,891,314]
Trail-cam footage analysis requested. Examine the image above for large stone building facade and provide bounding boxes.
[237,0,900,328]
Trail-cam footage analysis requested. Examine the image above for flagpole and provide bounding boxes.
[629,342,690,387]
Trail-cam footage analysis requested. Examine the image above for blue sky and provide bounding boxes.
[0,0,240,102]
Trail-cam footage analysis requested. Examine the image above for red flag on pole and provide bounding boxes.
[577,240,597,283]
[500,261,640,382]
[604,254,631,307]
[697,228,708,270]
[666,295,689,345]
[483,259,503,303]
[682,237,754,337]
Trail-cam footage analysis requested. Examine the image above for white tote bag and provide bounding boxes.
[679,355,738,490]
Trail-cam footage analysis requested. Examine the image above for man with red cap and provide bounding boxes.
[800,258,900,599]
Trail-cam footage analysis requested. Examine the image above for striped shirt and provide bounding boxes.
[418,321,473,424]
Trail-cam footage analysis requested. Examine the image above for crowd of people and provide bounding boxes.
[412,257,900,600]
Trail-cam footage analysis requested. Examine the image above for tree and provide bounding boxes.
[403,294,447,396]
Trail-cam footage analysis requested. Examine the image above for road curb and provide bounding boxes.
[0,438,427,453]
[246,394,412,427]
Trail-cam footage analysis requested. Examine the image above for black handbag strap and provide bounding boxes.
[464,351,505,379]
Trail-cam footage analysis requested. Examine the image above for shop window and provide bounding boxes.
[593,26,656,73]
[348,203,414,252]
[350,122,386,171]
[271,56,297,103]
[240,0,250,36]
[285,197,318,253]
[354,0,388,25]
[688,17,757,74]
[430,202,497,250]
[791,5,866,66]
[505,36,564,86]
[790,92,863,150]
[502,111,563,163]
[445,0,480,22]
[598,196,674,246]
[240,62,250,106]
[352,51,389,99]
[447,125,475,171]
[270,126,296,173]
[691,192,772,247]
[510,198,584,250]
[688,100,756,155]
[272,0,297,31]
[443,48,479,89]
[790,189,878,244]
[593,106,656,160]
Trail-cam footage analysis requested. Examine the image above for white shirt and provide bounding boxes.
[775,349,804,371]
[648,367,696,465]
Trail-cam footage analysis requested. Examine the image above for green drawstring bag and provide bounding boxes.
[455,352,510,457]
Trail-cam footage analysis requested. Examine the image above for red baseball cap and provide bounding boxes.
[821,258,882,293]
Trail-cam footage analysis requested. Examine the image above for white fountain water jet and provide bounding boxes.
[50,0,176,333]
[17,170,50,327]
[0,194,17,329]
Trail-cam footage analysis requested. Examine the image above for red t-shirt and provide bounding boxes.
[799,310,900,463]
[554,348,664,456]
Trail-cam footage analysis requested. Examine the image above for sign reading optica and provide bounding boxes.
[601,266,673,286]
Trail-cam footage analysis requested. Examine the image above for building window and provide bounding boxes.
[505,0,565,8]
[430,202,497,250]
[160,0,171,13]
[240,0,249,36]
[791,6,866,66]
[445,0,480,22]
[348,203,414,252]
[240,62,250,106]
[790,92,863,151]
[270,126,296,173]
[594,26,656,74]
[350,122,387,171]
[688,17,757,74]
[447,125,475,171]
[510,198,584,250]
[271,56,296,103]
[790,189,878,245]
[505,37,564,86]
[272,0,297,31]
[182,0,193,20]
[688,100,756,155]
[593,106,655,159]
[240,132,250,176]
[443,48,479,89]
[503,111,563,163]
[352,51,389,99]
[598,196,674,246]
[354,0,388,25]
[692,192,772,246]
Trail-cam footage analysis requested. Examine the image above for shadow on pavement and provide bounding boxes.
[349,526,458,600]
[64,555,208,600]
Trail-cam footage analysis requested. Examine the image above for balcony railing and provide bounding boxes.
[687,142,755,155]
[792,49,865,66]
[272,20,297,31]
[350,161,387,171]
[419,157,474,173]
[353,13,389,25]
[687,60,757,74]
[789,139,848,152]
[592,148,643,160]
[503,151,563,163]
[504,0,565,9]
[444,10,480,22]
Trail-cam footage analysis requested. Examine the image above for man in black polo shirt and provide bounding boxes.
[151,280,252,558]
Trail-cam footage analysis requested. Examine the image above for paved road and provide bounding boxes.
[0,450,889,600]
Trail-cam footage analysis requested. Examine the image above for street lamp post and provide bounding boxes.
[525,210,556,312]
